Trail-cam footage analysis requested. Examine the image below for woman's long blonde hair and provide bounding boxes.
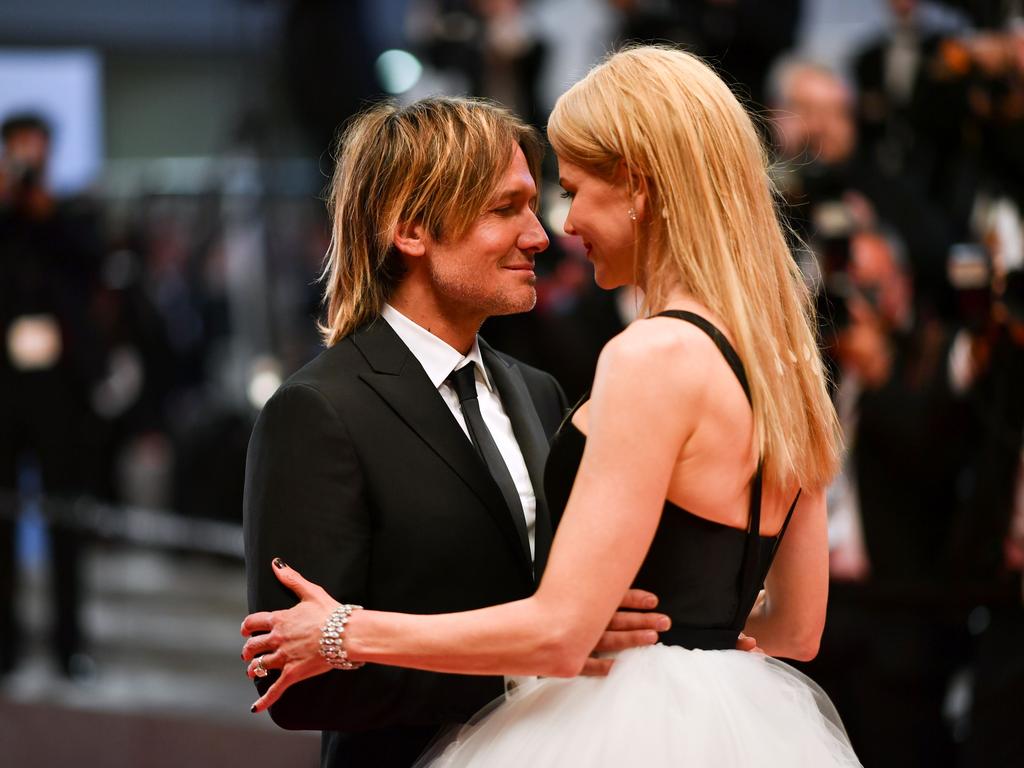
[548,46,841,490]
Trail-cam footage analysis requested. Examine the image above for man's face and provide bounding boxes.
[850,231,912,330]
[3,128,49,175]
[423,145,549,321]
[782,70,856,166]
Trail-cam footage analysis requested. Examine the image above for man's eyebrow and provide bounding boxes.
[490,184,534,202]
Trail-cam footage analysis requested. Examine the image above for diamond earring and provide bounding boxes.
[628,208,637,222]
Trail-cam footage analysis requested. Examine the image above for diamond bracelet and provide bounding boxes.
[319,604,365,670]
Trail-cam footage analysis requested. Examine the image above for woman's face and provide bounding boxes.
[557,158,640,290]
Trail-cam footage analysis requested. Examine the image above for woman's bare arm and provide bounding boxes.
[243,323,705,710]
[741,487,829,660]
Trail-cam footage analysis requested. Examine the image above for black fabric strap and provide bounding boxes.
[653,310,778,630]
[762,488,802,583]
[447,364,532,561]
[654,310,753,404]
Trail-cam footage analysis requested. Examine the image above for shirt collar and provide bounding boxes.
[381,304,493,392]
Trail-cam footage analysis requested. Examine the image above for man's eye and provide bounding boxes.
[559,191,574,200]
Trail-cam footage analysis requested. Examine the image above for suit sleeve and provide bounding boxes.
[243,382,502,731]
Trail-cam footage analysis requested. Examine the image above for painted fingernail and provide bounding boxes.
[273,557,287,569]
[250,703,258,713]
[656,617,671,631]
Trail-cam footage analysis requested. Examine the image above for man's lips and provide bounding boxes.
[503,263,535,271]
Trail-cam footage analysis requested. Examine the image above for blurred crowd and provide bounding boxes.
[1,1,1023,766]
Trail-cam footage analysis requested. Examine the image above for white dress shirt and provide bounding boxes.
[381,304,540,697]
[381,304,537,555]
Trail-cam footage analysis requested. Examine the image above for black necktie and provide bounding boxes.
[447,363,531,560]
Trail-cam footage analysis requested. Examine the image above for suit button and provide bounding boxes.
[506,680,518,693]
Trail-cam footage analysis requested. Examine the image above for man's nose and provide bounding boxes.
[519,210,549,254]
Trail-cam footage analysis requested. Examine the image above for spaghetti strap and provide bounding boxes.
[653,309,801,627]
[654,310,752,404]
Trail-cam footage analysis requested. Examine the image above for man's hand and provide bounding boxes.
[580,589,669,676]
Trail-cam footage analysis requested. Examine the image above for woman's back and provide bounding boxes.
[545,300,803,643]
[569,298,799,537]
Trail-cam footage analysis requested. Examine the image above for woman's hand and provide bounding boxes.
[240,558,342,713]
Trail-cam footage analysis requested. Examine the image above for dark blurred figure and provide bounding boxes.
[615,0,801,109]
[853,1,962,204]
[0,113,104,677]
[855,13,1024,242]
[947,266,1024,767]
[770,57,954,316]
[416,0,547,126]
[284,0,379,156]
[801,227,968,768]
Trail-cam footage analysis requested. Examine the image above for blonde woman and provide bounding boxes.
[241,47,861,766]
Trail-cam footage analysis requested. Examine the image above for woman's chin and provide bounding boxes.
[593,270,626,291]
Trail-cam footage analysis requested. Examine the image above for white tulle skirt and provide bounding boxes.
[417,644,862,767]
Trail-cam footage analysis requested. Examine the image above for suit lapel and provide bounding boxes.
[480,340,554,581]
[352,319,534,583]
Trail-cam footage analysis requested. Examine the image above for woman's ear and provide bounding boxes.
[616,161,649,223]
[393,221,427,258]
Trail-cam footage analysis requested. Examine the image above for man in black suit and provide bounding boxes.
[243,98,666,768]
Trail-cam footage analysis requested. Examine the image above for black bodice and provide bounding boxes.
[542,311,799,650]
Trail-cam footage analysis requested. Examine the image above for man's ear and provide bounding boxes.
[393,221,428,258]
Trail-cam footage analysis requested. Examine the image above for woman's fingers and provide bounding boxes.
[240,612,273,638]
[592,628,659,652]
[241,631,277,662]
[251,668,292,713]
[579,657,615,677]
[271,557,331,602]
[617,589,658,610]
[606,610,670,632]
[271,557,318,599]
[246,651,283,680]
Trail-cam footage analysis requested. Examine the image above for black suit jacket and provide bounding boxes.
[243,317,567,768]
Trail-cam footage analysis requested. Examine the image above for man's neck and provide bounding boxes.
[387,284,484,355]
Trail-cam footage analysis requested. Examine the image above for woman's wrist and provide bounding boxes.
[319,603,365,670]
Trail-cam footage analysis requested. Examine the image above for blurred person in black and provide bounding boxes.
[414,0,547,127]
[853,1,964,202]
[804,227,968,768]
[0,113,103,677]
[770,57,954,317]
[854,12,1024,243]
[947,266,1024,766]
[614,0,801,110]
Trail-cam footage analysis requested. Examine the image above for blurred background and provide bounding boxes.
[1,0,1022,766]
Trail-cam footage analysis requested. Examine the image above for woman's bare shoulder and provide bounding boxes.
[592,315,720,409]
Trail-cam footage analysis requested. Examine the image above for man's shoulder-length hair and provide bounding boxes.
[319,97,543,346]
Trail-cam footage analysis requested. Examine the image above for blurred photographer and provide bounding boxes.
[946,263,1024,765]
[0,113,103,678]
[809,224,968,767]
[769,57,953,318]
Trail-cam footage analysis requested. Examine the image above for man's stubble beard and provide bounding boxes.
[429,264,537,322]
